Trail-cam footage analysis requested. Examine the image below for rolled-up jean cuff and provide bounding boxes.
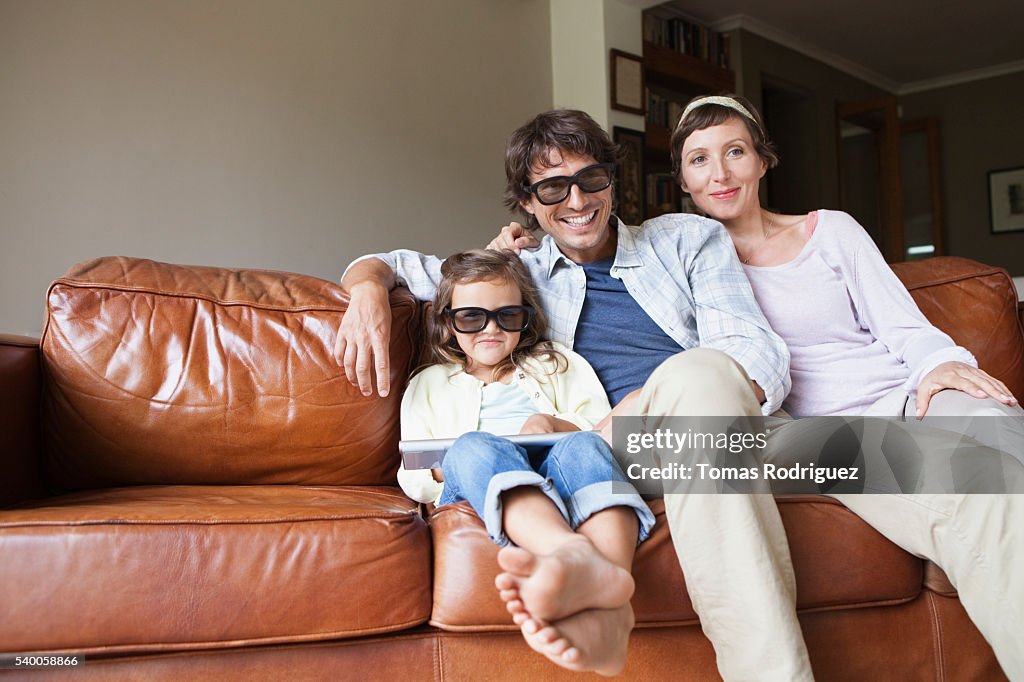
[567,481,656,545]
[483,470,570,547]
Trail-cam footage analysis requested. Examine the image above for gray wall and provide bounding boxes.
[0,0,553,336]
[732,30,888,214]
[734,30,1024,276]
[902,72,1024,275]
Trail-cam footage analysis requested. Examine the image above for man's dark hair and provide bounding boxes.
[504,110,618,229]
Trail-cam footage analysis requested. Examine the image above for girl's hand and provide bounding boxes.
[519,414,580,434]
[915,361,1018,417]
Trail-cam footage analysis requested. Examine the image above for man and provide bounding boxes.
[337,109,813,680]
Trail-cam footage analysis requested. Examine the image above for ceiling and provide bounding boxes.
[659,0,1024,94]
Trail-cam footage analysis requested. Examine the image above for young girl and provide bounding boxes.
[397,249,654,675]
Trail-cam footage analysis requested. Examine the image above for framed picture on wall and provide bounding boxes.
[610,49,645,115]
[613,126,645,225]
[988,166,1024,233]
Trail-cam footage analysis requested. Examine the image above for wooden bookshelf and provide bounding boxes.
[640,41,735,218]
[643,42,734,94]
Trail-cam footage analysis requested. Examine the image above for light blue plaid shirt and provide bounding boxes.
[346,213,791,413]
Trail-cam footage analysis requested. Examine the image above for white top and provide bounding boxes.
[478,380,537,435]
[742,209,975,417]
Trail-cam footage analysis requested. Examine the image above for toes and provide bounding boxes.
[521,618,541,635]
[512,611,530,626]
[497,545,537,576]
[543,636,570,656]
[505,598,525,614]
[494,572,519,591]
[534,625,560,645]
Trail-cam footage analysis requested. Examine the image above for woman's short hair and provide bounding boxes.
[669,93,779,182]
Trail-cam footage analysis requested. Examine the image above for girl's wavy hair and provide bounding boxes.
[426,249,565,382]
[669,93,779,182]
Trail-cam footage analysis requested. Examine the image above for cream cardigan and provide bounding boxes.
[397,342,611,503]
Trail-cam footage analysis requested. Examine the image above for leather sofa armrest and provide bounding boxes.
[0,334,45,506]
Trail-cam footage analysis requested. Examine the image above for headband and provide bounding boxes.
[676,96,757,130]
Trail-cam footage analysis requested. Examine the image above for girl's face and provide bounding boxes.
[449,277,523,381]
[677,117,767,224]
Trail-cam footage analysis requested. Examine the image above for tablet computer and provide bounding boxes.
[399,432,574,469]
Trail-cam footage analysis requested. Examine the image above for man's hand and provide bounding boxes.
[915,361,1018,417]
[336,259,397,397]
[486,222,541,254]
[519,413,580,435]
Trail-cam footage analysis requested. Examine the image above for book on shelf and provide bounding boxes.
[646,172,683,214]
[642,14,731,69]
[646,91,687,130]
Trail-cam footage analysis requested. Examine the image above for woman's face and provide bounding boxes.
[677,117,767,224]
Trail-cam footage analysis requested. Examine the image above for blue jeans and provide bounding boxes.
[438,430,656,547]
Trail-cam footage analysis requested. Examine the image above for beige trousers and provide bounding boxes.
[632,350,1024,681]
[831,493,1023,681]
[842,387,1024,679]
[632,348,814,682]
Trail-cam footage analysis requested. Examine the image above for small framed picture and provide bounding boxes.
[988,166,1024,233]
[610,49,645,116]
[613,126,645,225]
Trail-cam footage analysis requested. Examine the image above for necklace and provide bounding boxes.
[740,213,775,265]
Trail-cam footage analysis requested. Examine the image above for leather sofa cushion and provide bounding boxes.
[429,496,921,629]
[41,257,420,490]
[893,256,1024,399]
[0,485,431,654]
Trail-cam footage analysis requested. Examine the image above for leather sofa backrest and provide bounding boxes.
[41,257,420,491]
[38,254,1022,492]
[892,256,1024,399]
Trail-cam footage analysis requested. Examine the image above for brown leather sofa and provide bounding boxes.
[2,255,1021,681]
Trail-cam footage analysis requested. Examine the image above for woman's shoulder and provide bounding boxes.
[811,209,877,248]
[815,209,869,233]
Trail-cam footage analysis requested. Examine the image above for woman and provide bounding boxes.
[669,94,1021,435]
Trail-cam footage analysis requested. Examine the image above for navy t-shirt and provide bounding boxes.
[573,257,684,405]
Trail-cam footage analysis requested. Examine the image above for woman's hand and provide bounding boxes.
[915,361,1018,417]
[486,222,541,254]
[519,414,580,434]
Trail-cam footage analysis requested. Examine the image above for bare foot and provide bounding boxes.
[520,604,635,676]
[495,581,529,622]
[496,537,634,622]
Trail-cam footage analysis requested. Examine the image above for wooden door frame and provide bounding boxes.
[836,96,904,261]
[900,117,945,256]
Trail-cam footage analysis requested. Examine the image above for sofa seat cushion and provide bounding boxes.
[429,496,922,629]
[0,485,430,654]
